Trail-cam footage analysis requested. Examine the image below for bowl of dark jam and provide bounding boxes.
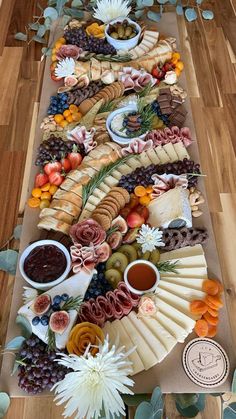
[19,240,71,290]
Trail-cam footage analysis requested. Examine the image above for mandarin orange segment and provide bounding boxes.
[207,324,217,338]
[202,279,219,296]
[190,300,208,315]
[205,295,223,309]
[134,185,147,197]
[194,319,209,337]
[27,197,40,208]
[203,312,219,326]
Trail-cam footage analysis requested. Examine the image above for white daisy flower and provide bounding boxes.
[93,0,131,23]
[55,58,75,78]
[52,337,134,419]
[137,224,165,253]
[22,286,38,303]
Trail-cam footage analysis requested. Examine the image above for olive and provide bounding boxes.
[125,26,132,37]
[110,31,119,39]
[129,32,136,39]
[117,25,125,38]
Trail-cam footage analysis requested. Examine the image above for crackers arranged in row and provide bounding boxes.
[79,81,125,115]
[91,187,130,231]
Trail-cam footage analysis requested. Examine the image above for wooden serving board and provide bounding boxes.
[0,13,235,396]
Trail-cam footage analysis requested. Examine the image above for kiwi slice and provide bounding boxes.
[118,244,137,263]
[105,269,122,288]
[149,249,160,264]
[132,242,150,260]
[106,252,128,273]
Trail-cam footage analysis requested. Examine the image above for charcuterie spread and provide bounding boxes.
[1,5,232,419]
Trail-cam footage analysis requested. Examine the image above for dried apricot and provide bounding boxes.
[49,185,58,195]
[72,112,82,122]
[57,37,66,44]
[172,52,181,61]
[134,185,147,197]
[194,319,209,337]
[41,191,51,201]
[139,195,151,206]
[59,120,69,128]
[202,279,219,296]
[205,295,223,309]
[146,185,153,194]
[69,104,78,113]
[128,194,139,209]
[41,182,50,192]
[39,199,50,209]
[203,312,219,326]
[54,114,64,124]
[175,67,181,77]
[66,114,73,123]
[190,300,208,315]
[175,61,184,71]
[217,281,224,294]
[31,188,42,198]
[51,54,57,62]
[63,109,71,118]
[207,307,218,317]
[27,197,40,208]
[207,324,217,338]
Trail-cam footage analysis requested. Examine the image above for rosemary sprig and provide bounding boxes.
[47,328,56,352]
[125,101,155,139]
[82,155,131,207]
[156,260,179,274]
[61,296,83,312]
[106,225,119,237]
[137,82,153,98]
[79,53,131,62]
[99,100,116,113]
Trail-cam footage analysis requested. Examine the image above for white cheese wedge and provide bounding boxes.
[79,208,91,221]
[173,142,190,160]
[159,281,206,301]
[145,148,161,164]
[154,297,196,331]
[18,272,93,349]
[92,187,106,200]
[163,266,208,278]
[154,311,188,343]
[160,276,205,290]
[136,152,152,167]
[157,288,198,320]
[128,311,168,363]
[87,195,100,206]
[111,169,123,180]
[154,146,170,163]
[163,143,179,162]
[160,245,204,260]
[141,317,177,352]
[147,187,192,229]
[98,182,111,193]
[126,156,141,170]
[121,316,157,370]
[117,164,132,175]
[104,175,118,187]
[84,202,96,212]
[160,255,207,268]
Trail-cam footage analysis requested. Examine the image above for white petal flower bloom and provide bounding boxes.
[52,338,134,419]
[93,0,131,23]
[55,58,75,78]
[22,286,38,303]
[137,224,165,253]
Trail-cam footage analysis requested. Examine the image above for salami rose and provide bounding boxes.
[70,219,106,246]
[56,44,82,60]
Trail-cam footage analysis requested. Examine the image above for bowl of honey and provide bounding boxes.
[124,259,160,295]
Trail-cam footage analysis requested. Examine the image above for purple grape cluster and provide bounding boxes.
[64,27,116,55]
[35,136,85,166]
[17,335,68,394]
[118,159,201,192]
[84,263,112,301]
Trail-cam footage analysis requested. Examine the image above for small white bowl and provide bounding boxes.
[105,17,141,51]
[124,259,160,295]
[19,240,71,291]
[106,105,146,145]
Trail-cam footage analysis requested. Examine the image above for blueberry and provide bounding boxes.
[41,315,49,326]
[52,106,58,112]
[61,293,69,301]
[32,316,40,326]
[63,103,69,109]
[53,295,62,305]
[51,304,60,311]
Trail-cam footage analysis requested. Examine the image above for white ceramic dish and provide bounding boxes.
[106,105,146,145]
[105,17,141,51]
[124,259,160,295]
[19,239,71,290]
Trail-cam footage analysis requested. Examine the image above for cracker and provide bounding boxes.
[108,191,126,208]
[111,187,130,204]
[91,213,111,230]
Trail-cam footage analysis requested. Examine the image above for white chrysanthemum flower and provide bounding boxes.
[137,224,165,253]
[93,0,131,23]
[52,338,134,419]
[22,286,38,303]
[55,58,75,78]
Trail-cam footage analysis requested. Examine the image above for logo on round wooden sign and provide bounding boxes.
[182,338,230,388]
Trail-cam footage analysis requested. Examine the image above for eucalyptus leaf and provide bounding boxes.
[28,22,40,30]
[44,17,52,30]
[232,369,236,393]
[122,394,150,406]
[56,0,68,16]
[202,10,214,20]
[42,47,52,56]
[0,393,10,418]
[71,0,83,6]
[62,15,71,26]
[223,403,236,419]
[175,402,200,417]
[43,6,58,20]
[14,32,27,41]
[185,7,198,21]
[5,336,25,350]
[134,401,153,419]
[11,359,20,376]
[32,35,47,44]
[157,0,168,3]
[196,0,203,3]
[0,249,18,275]
[37,24,46,38]
[173,394,198,409]
[15,314,32,339]
[195,394,206,411]
[176,4,183,15]
[63,7,84,17]
[13,225,22,240]
[151,387,163,411]
[141,0,154,6]
[135,9,145,18]
[169,0,177,4]
[147,10,162,22]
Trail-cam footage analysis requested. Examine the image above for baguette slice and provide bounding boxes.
[50,199,81,218]
[37,216,71,235]
[39,208,74,225]
[53,190,82,207]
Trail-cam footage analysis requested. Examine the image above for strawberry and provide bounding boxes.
[34,173,49,188]
[44,161,62,175]
[51,73,63,82]
[61,157,71,172]
[67,145,83,170]
[163,62,173,72]
[152,66,165,79]
[48,171,64,186]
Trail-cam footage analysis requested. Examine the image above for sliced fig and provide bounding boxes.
[49,311,70,335]
[111,216,128,234]
[107,231,123,250]
[31,294,51,316]
[96,242,112,263]
[122,227,139,244]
